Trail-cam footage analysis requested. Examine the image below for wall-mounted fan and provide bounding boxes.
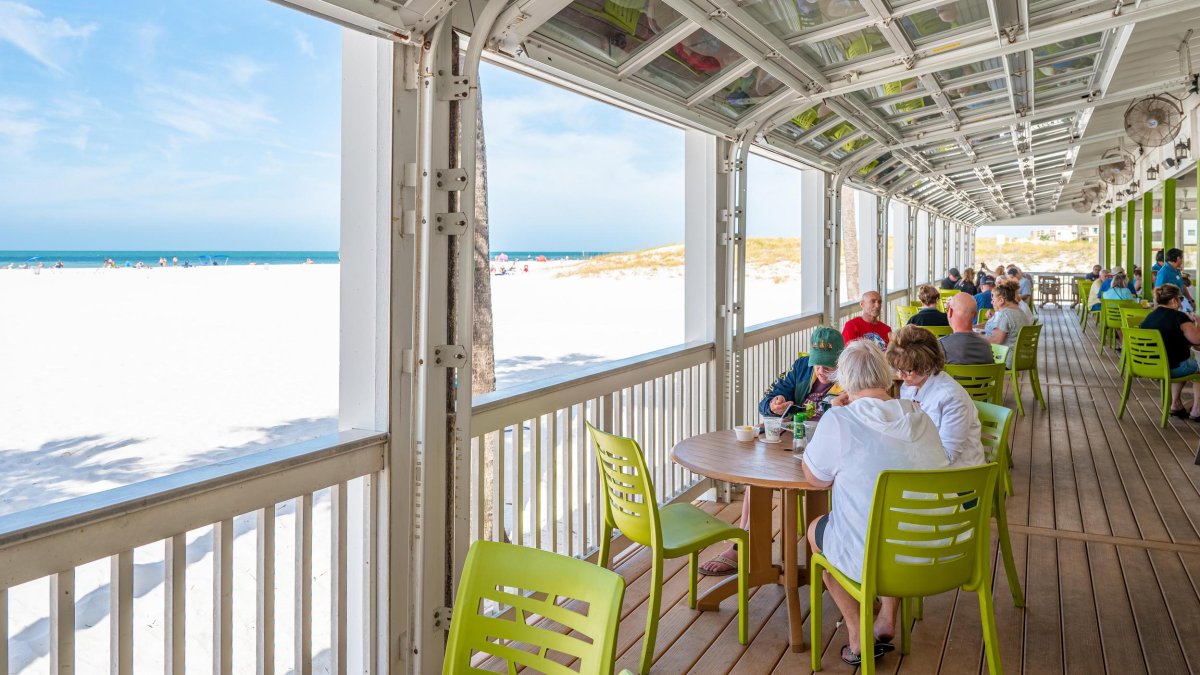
[1124,95,1184,147]
[1097,147,1136,186]
[1072,197,1093,214]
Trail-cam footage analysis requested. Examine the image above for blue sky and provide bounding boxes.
[0,0,341,249]
[1,1,867,252]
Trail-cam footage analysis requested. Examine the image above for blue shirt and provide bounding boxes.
[1156,264,1183,290]
[974,290,993,311]
[1099,278,1113,294]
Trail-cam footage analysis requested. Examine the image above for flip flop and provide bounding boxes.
[840,645,863,666]
[1170,408,1189,419]
[698,553,738,577]
[876,638,896,653]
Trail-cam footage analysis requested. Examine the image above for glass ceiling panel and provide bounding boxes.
[742,0,868,42]
[945,77,1007,105]
[799,27,892,67]
[536,0,686,67]
[933,57,1003,86]
[632,29,745,98]
[699,67,786,120]
[898,0,991,46]
[1032,34,1101,79]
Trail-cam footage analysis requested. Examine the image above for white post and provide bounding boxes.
[340,28,393,675]
[891,201,908,293]
[800,171,826,316]
[684,131,718,345]
[858,190,878,295]
[825,173,842,324]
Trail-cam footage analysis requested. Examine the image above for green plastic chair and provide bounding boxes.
[945,363,1005,404]
[810,464,1003,675]
[976,308,993,325]
[1076,279,1093,325]
[975,402,1025,608]
[586,423,748,674]
[1008,323,1045,416]
[443,540,625,674]
[1117,308,1153,374]
[918,324,953,338]
[1098,299,1139,353]
[1117,329,1200,427]
[938,288,961,299]
[991,344,1009,366]
[896,305,918,326]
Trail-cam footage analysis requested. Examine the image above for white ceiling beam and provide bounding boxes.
[616,21,700,80]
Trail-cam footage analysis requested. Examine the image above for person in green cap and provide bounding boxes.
[701,326,845,576]
[758,325,846,418]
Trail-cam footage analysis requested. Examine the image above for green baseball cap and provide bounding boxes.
[809,326,845,368]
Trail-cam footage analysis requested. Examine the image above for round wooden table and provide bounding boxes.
[671,429,829,652]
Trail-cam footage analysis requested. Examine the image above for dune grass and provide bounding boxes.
[559,238,803,277]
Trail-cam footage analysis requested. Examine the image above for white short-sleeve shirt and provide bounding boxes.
[803,398,950,583]
[899,371,986,469]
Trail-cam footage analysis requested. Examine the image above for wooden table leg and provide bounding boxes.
[697,485,778,610]
[803,489,830,575]
[782,488,803,652]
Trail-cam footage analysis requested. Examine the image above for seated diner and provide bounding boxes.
[908,285,949,326]
[1102,272,1135,301]
[941,292,994,365]
[1139,283,1200,420]
[802,339,949,665]
[983,279,1031,366]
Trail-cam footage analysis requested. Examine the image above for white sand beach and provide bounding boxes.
[0,255,804,673]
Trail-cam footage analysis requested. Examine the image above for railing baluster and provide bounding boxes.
[332,482,348,675]
[295,493,313,675]
[515,421,525,547]
[214,519,233,675]
[495,428,506,543]
[533,414,542,550]
[474,437,484,545]
[50,570,73,674]
[549,412,559,554]
[365,473,380,675]
[257,506,276,675]
[566,405,575,558]
[110,550,133,675]
[1,588,8,674]
[165,535,185,675]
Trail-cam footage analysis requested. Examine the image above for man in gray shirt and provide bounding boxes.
[1010,266,1032,303]
[940,292,994,365]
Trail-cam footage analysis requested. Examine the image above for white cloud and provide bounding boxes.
[146,85,276,140]
[0,2,96,73]
[293,29,315,58]
[223,56,264,86]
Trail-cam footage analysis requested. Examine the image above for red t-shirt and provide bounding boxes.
[842,317,891,350]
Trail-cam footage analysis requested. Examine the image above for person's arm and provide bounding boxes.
[759,359,802,416]
[986,328,1007,345]
[801,415,838,489]
[802,461,833,489]
[933,396,974,465]
[1180,317,1200,345]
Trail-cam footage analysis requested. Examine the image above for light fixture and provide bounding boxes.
[1147,164,1160,181]
[1175,138,1191,162]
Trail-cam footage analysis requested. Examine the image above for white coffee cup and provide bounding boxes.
[763,417,783,443]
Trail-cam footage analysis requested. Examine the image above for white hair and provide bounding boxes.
[835,340,893,394]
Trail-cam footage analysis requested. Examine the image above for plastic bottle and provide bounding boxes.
[792,411,807,455]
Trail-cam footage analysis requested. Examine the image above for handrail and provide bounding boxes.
[0,430,387,588]
[743,312,822,348]
[886,288,908,301]
[837,301,861,317]
[472,341,714,436]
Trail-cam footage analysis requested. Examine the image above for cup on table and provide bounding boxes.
[803,420,818,440]
[762,416,784,443]
[733,425,757,442]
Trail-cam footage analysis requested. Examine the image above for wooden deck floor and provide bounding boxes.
[597,306,1200,674]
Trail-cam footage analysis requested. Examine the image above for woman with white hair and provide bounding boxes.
[803,340,949,666]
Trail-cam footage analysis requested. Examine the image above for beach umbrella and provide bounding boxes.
[496,253,509,262]
[536,255,547,262]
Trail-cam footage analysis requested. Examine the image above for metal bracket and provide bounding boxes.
[432,345,467,367]
[434,168,468,191]
[434,212,468,235]
[436,74,470,100]
[432,606,453,631]
[400,210,417,237]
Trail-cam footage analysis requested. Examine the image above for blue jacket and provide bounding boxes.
[758,356,816,417]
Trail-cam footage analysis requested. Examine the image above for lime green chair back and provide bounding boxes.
[973,404,1025,608]
[1102,298,1137,330]
[945,363,1005,404]
[938,288,960,299]
[919,324,953,338]
[908,300,923,308]
[443,540,625,674]
[1010,323,1041,371]
[1121,307,1151,328]
[991,343,1009,365]
[896,305,918,326]
[587,424,660,548]
[1124,328,1171,382]
[976,308,993,325]
[1076,278,1092,306]
[810,465,1003,675]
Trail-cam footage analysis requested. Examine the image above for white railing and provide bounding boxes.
[885,288,910,325]
[470,342,715,561]
[1029,271,1086,307]
[741,313,823,423]
[0,430,386,675]
[836,300,863,329]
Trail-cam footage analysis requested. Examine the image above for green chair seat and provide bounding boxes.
[1098,298,1140,354]
[810,465,1004,675]
[991,343,1009,365]
[659,503,747,556]
[444,540,625,674]
[588,423,748,674]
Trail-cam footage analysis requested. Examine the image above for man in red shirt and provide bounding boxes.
[841,290,891,349]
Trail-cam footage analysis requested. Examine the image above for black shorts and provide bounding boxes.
[814,514,829,550]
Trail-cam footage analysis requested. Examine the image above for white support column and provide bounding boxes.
[340,29,393,675]
[684,130,719,345]
[925,212,935,284]
[875,196,887,299]
[891,201,909,294]
[858,190,879,295]
[800,171,826,315]
[906,205,917,293]
[824,173,842,324]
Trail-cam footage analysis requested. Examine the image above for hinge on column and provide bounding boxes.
[434,168,468,191]
[432,345,467,367]
[434,212,468,235]
[436,74,470,100]
[402,162,418,188]
[432,606,453,631]
[718,208,731,222]
[399,210,417,237]
[401,348,415,374]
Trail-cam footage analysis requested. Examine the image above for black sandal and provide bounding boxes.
[1171,408,1190,419]
[876,638,896,653]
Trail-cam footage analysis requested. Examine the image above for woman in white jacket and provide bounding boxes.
[886,324,986,469]
[802,339,949,666]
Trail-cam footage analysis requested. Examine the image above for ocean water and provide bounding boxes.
[0,250,611,268]
[0,251,340,268]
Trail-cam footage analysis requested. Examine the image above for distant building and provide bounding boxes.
[1027,226,1099,242]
